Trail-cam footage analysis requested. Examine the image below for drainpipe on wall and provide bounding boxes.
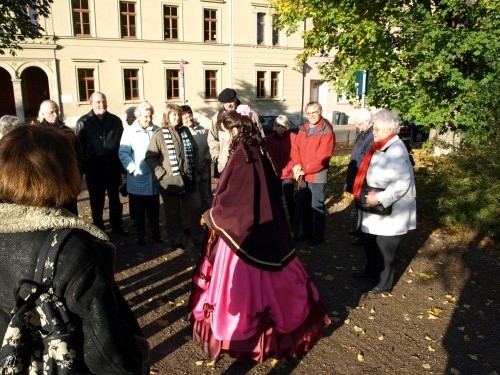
[229,0,233,86]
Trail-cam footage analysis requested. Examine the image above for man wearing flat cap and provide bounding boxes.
[208,88,262,174]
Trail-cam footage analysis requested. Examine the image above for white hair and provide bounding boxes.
[37,100,59,122]
[373,109,400,133]
[134,101,154,118]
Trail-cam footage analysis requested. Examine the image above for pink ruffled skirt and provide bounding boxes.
[191,237,331,362]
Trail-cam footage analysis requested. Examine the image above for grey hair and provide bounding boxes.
[372,109,400,134]
[274,114,290,130]
[0,115,24,139]
[134,101,154,118]
[305,101,322,112]
[37,99,59,122]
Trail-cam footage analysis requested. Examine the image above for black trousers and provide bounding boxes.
[85,172,123,230]
[129,193,160,240]
[363,233,403,291]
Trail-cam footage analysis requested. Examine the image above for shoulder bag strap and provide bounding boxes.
[34,228,76,286]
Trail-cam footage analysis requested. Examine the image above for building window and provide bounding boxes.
[256,71,266,98]
[271,71,279,98]
[163,5,178,40]
[72,0,91,36]
[272,15,279,46]
[120,1,136,38]
[205,70,217,99]
[23,3,38,27]
[77,68,94,102]
[204,9,217,42]
[123,69,140,101]
[166,69,179,100]
[257,12,265,45]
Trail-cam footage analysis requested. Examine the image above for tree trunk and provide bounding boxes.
[430,127,462,156]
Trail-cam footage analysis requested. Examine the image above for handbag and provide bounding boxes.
[356,185,393,216]
[0,229,82,374]
[159,174,185,195]
[192,229,218,290]
[193,258,212,290]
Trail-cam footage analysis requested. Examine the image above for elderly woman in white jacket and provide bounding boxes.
[352,109,416,294]
[119,101,162,245]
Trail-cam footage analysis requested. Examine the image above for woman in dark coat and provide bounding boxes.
[0,125,149,374]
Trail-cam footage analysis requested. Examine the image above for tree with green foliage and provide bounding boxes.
[271,0,499,145]
[0,0,53,56]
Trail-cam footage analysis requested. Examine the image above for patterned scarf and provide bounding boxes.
[353,134,396,201]
[163,126,196,192]
[163,128,181,175]
[179,127,196,187]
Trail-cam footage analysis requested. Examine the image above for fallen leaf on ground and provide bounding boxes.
[206,360,216,367]
[419,272,435,280]
[463,335,471,342]
[357,352,364,362]
[467,354,478,361]
[195,361,203,366]
[322,274,334,281]
[269,359,279,368]
[426,307,443,317]
[428,345,435,352]
[378,334,385,340]
[422,362,431,369]
[353,325,366,335]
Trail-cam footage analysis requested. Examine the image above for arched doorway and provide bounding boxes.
[21,66,49,122]
[0,68,16,116]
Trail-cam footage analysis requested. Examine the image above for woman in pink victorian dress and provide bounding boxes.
[190,106,331,362]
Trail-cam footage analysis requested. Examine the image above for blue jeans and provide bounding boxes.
[295,181,326,241]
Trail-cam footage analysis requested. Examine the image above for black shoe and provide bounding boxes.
[351,237,365,247]
[351,271,374,279]
[137,238,146,246]
[365,286,391,295]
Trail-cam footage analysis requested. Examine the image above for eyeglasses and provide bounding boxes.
[306,111,319,116]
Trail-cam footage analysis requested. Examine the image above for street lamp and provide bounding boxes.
[179,59,186,104]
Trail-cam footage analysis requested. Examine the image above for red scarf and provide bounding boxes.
[353,134,396,200]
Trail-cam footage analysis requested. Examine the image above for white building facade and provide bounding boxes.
[0,0,357,128]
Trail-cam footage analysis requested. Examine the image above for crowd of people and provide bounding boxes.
[0,88,416,370]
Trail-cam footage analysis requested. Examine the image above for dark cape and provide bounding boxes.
[203,143,295,271]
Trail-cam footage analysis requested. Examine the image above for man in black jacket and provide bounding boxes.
[77,92,126,233]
